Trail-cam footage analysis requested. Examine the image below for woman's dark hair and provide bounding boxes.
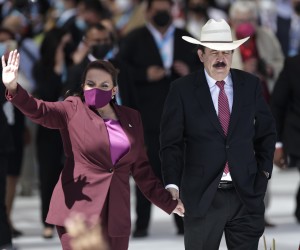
[65,60,119,101]
[81,60,119,87]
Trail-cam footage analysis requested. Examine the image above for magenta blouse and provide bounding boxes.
[103,119,130,165]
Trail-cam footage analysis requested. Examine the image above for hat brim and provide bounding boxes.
[182,36,250,51]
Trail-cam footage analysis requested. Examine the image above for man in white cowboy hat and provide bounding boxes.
[160,19,276,249]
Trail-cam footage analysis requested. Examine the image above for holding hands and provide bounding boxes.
[168,187,185,217]
[173,198,185,217]
[2,50,20,94]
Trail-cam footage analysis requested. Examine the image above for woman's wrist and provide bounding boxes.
[7,82,18,95]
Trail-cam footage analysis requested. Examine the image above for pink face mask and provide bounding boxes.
[235,22,256,39]
[84,88,113,109]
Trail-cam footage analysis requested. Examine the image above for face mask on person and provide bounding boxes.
[235,22,256,39]
[294,2,300,15]
[91,43,112,59]
[84,88,113,109]
[152,10,171,27]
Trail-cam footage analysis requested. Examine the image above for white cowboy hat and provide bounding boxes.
[182,19,249,51]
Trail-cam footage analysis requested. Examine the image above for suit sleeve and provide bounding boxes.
[253,78,277,176]
[131,111,177,214]
[6,84,76,129]
[160,83,184,187]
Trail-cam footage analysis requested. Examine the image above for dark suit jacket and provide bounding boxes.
[276,16,291,57]
[7,84,177,237]
[119,26,200,132]
[271,55,300,158]
[160,69,276,217]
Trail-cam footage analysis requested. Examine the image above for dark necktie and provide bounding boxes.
[216,81,230,174]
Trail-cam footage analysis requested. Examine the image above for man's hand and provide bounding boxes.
[172,199,185,217]
[147,65,166,81]
[173,60,190,76]
[273,147,287,169]
[167,187,179,200]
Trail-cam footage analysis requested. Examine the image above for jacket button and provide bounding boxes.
[226,145,230,149]
[109,168,114,173]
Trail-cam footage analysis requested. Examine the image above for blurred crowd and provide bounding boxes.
[0,0,300,248]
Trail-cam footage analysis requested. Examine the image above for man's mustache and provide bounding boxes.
[213,62,226,67]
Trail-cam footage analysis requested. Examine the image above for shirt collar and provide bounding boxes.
[204,69,232,89]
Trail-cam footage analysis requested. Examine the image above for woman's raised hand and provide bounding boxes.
[2,50,20,93]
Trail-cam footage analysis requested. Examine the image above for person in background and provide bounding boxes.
[160,19,276,250]
[256,0,277,32]
[32,27,72,239]
[106,0,146,38]
[229,0,284,93]
[65,23,138,109]
[54,0,111,65]
[54,0,81,63]
[2,50,184,250]
[276,0,300,57]
[119,0,199,237]
[0,0,46,91]
[271,54,300,224]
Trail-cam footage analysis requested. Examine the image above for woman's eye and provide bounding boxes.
[101,83,109,88]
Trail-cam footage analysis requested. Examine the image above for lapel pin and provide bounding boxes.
[129,124,133,128]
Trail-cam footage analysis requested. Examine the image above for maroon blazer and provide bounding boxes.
[7,85,177,237]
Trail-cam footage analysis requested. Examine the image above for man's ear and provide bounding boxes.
[197,49,204,63]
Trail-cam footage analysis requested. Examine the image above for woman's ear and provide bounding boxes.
[112,86,118,96]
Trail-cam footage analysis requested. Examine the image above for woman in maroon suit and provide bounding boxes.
[2,50,184,250]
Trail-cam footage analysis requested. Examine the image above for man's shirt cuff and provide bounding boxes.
[165,184,179,191]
